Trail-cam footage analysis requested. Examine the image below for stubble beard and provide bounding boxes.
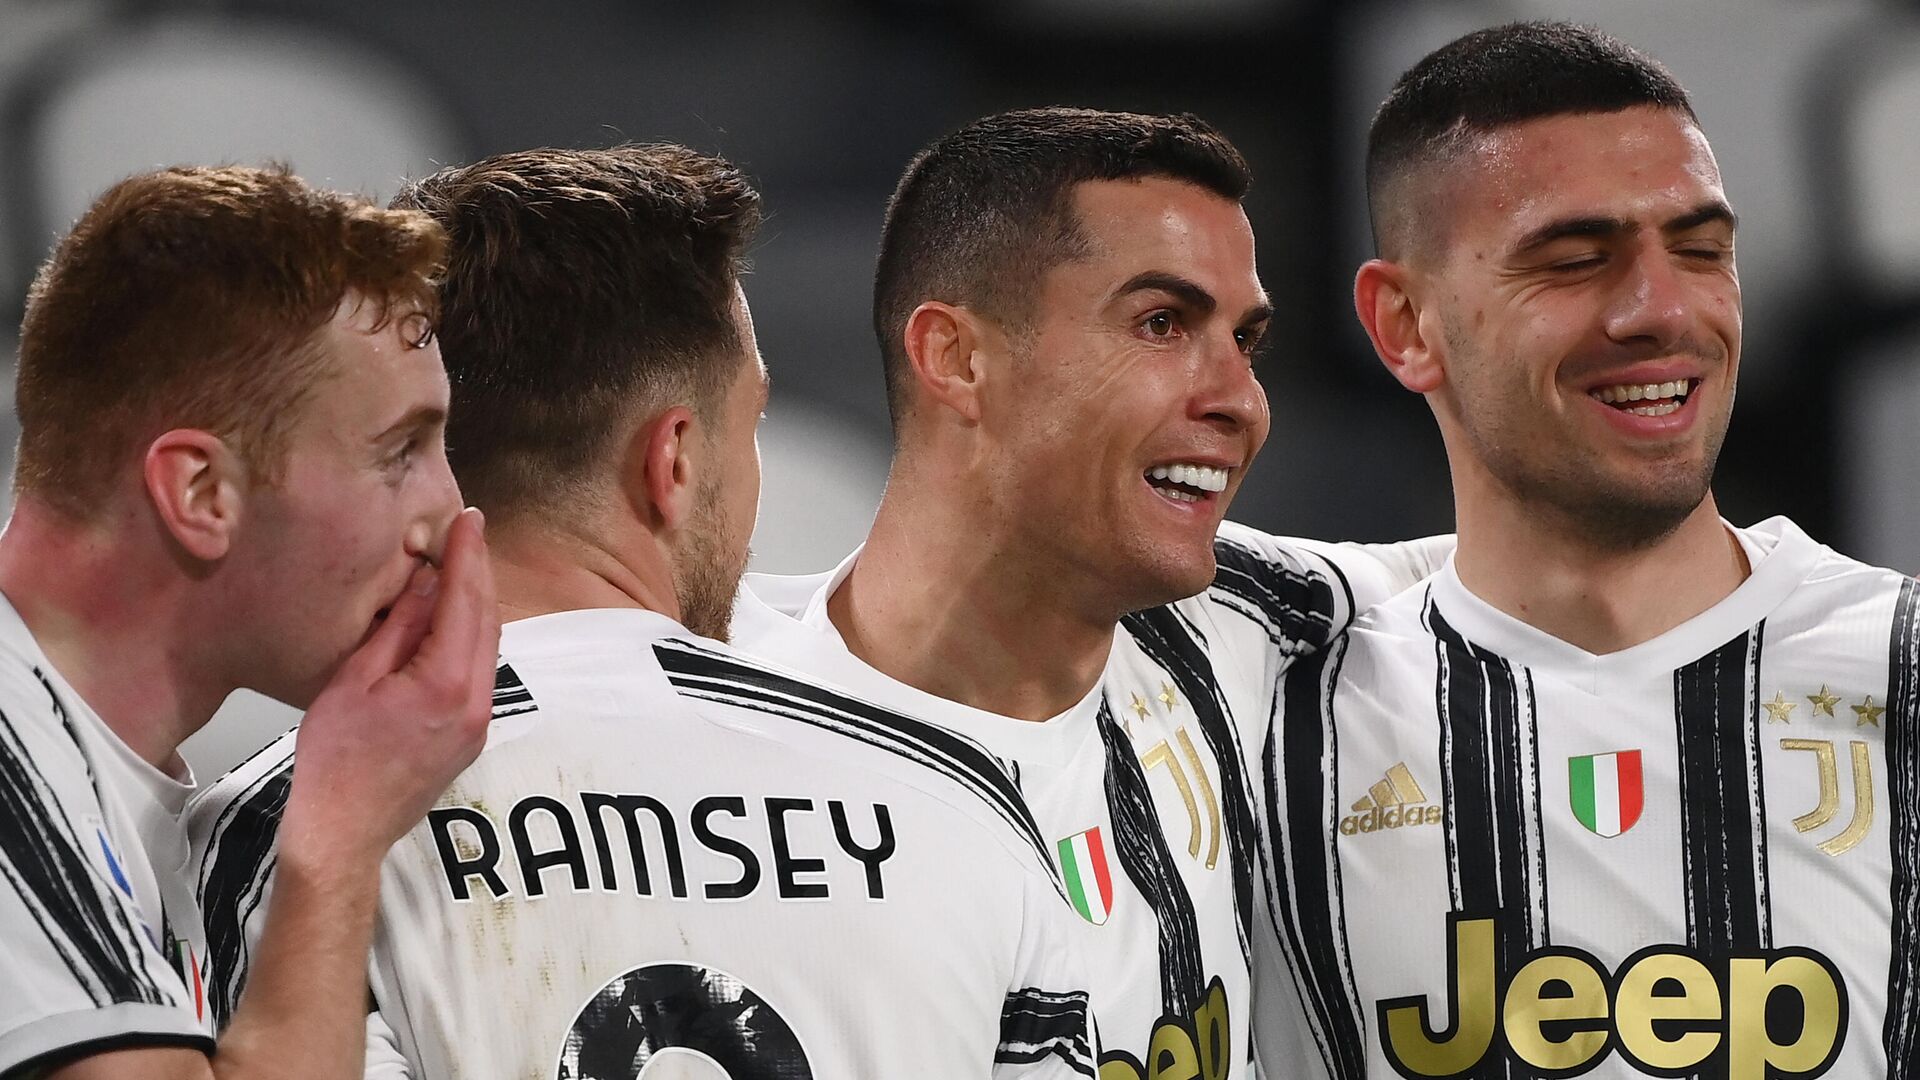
[1445,320,1733,553]
[674,473,751,642]
[1465,389,1729,553]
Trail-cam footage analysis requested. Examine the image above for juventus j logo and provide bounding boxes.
[1141,728,1222,869]
[1780,738,1874,856]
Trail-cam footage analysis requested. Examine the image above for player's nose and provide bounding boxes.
[1193,336,1266,434]
[1604,244,1692,350]
[405,456,464,567]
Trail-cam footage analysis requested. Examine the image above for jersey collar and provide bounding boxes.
[1424,516,1824,677]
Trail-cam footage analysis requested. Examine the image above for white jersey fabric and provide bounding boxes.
[0,594,211,1076]
[191,607,1096,1080]
[1257,517,1919,1079]
[737,523,1446,1079]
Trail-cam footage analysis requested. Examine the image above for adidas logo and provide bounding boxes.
[1339,763,1442,835]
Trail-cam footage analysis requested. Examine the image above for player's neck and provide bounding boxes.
[1453,489,1749,656]
[832,484,1115,723]
[0,499,216,775]
[486,516,681,626]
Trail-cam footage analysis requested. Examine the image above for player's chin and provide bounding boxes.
[1127,543,1219,608]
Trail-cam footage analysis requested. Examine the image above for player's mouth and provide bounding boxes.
[1588,378,1699,417]
[1144,461,1231,506]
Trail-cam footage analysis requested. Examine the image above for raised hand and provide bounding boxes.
[277,507,501,871]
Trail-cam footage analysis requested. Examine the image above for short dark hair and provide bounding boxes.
[873,107,1250,429]
[15,164,444,519]
[392,145,762,521]
[1366,21,1697,260]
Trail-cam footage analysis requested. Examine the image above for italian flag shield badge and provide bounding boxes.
[1057,826,1115,924]
[1569,750,1644,838]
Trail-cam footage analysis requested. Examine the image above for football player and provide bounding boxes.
[1259,21,1915,1078]
[0,166,498,1079]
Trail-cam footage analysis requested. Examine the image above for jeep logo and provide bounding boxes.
[1377,912,1847,1079]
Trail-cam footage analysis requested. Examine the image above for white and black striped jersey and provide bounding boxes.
[736,523,1447,1080]
[1258,516,1919,1080]
[191,607,1096,1080]
[0,594,212,1076]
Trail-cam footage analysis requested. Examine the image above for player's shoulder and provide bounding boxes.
[1747,517,1919,649]
[0,608,115,814]
[1761,517,1913,597]
[658,633,1064,880]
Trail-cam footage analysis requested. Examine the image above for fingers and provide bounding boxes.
[404,508,499,693]
[336,561,440,683]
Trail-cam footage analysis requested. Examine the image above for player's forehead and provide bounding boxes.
[1057,176,1264,307]
[306,297,450,431]
[1444,106,1726,254]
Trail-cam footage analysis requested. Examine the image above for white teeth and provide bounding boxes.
[1592,380,1693,405]
[1624,401,1682,417]
[1146,462,1230,494]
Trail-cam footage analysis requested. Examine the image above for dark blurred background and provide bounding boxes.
[2,0,1917,768]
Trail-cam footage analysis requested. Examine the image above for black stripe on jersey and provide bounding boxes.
[33,670,182,1007]
[1264,636,1366,1079]
[1429,604,1548,992]
[997,987,1097,1077]
[1208,535,1345,656]
[1674,628,1769,953]
[1097,695,1209,1015]
[0,706,166,1008]
[1885,578,1920,1078]
[493,662,537,718]
[652,640,1058,884]
[195,752,294,1029]
[1122,607,1261,970]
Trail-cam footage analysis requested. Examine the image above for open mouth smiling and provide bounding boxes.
[1589,378,1699,418]
[1145,462,1230,504]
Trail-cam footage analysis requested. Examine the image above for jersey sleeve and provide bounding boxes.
[1203,523,1449,673]
[185,727,298,1033]
[994,870,1099,1079]
[0,667,208,1075]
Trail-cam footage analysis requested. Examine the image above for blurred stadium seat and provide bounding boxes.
[1822,16,1920,574]
[3,12,468,300]
[751,399,890,576]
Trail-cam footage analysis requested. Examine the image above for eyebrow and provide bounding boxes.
[1510,199,1738,257]
[371,404,445,445]
[1113,271,1273,326]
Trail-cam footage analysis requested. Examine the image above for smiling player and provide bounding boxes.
[1256,22,1919,1079]
[733,108,1449,1077]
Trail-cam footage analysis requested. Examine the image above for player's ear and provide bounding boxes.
[625,405,700,533]
[902,300,991,425]
[1355,259,1445,394]
[142,429,245,561]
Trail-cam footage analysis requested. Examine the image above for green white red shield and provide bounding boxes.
[1056,826,1115,924]
[1569,750,1644,838]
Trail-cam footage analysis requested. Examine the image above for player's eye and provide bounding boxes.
[384,435,421,475]
[400,312,437,350]
[1143,311,1178,339]
[1234,326,1266,358]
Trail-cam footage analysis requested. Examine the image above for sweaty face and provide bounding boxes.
[673,292,768,641]
[985,177,1271,613]
[223,294,461,707]
[1420,106,1741,548]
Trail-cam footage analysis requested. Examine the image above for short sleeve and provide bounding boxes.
[0,682,207,1075]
